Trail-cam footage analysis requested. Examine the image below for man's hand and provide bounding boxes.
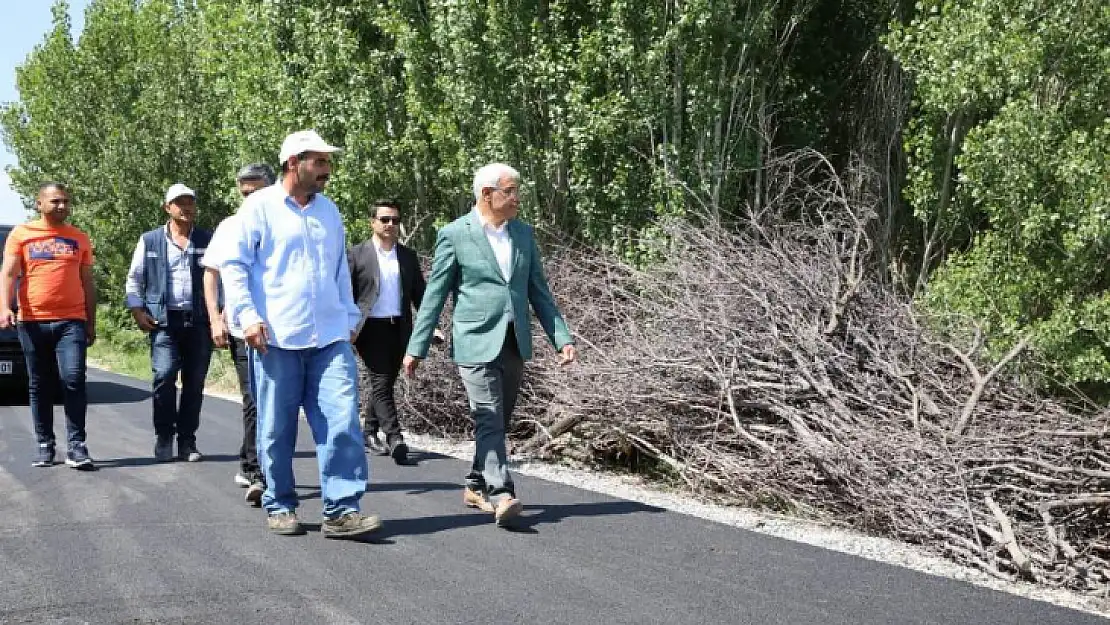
[130,307,158,333]
[244,321,270,354]
[402,354,421,378]
[86,323,96,347]
[559,344,577,366]
[0,308,14,330]
[210,314,229,349]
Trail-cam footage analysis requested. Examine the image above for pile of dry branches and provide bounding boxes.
[398,151,1110,593]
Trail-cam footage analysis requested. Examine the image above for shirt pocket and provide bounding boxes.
[305,218,335,274]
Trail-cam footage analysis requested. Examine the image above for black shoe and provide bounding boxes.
[388,438,409,465]
[154,436,174,462]
[65,443,95,471]
[364,431,388,456]
[178,441,203,462]
[32,443,55,468]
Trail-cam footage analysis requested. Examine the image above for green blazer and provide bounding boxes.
[406,211,573,364]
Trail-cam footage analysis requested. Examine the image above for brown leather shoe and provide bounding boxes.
[463,487,495,513]
[494,497,523,527]
[267,511,305,536]
[244,482,264,508]
[322,511,382,539]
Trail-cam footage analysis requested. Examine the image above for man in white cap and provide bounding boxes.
[219,131,380,538]
[125,183,214,462]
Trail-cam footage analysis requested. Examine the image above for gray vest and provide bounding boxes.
[140,226,212,326]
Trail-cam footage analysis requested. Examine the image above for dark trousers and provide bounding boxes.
[355,318,407,442]
[228,335,260,480]
[149,311,212,444]
[457,328,524,503]
[17,320,88,449]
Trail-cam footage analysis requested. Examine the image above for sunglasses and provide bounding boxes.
[376,216,401,225]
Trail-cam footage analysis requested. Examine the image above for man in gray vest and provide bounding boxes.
[125,183,214,462]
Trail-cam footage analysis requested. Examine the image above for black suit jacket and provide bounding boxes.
[347,240,426,344]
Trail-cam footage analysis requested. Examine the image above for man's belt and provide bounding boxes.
[368,315,403,324]
[167,308,195,327]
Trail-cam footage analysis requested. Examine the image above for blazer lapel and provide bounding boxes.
[357,241,381,310]
[467,213,507,283]
[398,245,413,308]
[508,220,525,283]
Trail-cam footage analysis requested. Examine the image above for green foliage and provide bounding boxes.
[2,0,282,300]
[4,0,896,304]
[888,0,1110,386]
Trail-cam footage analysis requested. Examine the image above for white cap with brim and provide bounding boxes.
[164,183,196,204]
[279,130,342,165]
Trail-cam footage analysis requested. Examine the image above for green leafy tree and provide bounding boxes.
[3,0,899,305]
[888,0,1110,386]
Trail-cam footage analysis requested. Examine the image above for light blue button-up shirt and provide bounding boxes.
[219,183,361,350]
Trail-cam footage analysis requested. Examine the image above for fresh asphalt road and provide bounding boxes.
[0,368,1103,625]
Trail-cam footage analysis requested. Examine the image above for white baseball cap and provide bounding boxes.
[278,130,342,165]
[164,183,196,204]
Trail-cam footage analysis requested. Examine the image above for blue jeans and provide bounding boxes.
[17,320,88,449]
[249,340,367,519]
[149,312,212,444]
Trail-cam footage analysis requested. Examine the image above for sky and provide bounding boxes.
[0,1,90,225]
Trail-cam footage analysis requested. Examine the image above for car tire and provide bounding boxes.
[0,383,30,406]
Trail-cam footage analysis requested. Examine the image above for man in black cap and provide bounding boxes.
[202,163,275,505]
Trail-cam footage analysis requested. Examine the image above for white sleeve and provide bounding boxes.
[221,204,263,331]
[123,236,147,309]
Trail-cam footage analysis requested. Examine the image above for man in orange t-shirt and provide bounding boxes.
[0,182,97,470]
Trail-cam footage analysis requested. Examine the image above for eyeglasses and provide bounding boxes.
[376,216,401,225]
[493,186,521,198]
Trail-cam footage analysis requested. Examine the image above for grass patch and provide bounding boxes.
[90,308,240,395]
[88,323,151,381]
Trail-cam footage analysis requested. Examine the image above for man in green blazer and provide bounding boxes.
[404,162,576,527]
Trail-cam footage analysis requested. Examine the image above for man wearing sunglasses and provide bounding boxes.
[201,163,274,505]
[348,200,427,464]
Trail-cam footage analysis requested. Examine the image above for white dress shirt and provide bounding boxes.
[478,212,513,281]
[368,240,402,318]
[475,209,514,323]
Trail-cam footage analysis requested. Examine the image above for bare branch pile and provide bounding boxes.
[398,151,1110,593]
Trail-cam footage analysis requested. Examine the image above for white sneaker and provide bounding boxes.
[233,472,251,488]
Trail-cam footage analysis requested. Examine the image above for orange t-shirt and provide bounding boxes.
[4,220,94,321]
